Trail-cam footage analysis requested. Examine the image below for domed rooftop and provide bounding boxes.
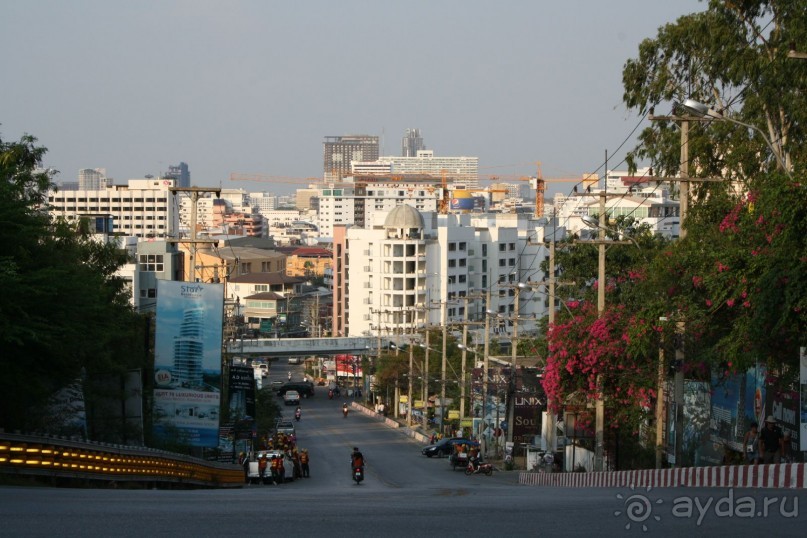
[383,204,424,230]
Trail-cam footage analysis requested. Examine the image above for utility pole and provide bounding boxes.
[168,187,221,282]
[594,192,606,472]
[440,300,448,435]
[483,288,491,447]
[460,299,469,420]
[506,282,524,447]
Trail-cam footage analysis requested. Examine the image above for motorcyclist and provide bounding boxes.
[287,371,292,381]
[350,447,364,469]
[342,403,349,417]
[295,407,302,421]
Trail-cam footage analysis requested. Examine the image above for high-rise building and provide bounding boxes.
[47,178,178,238]
[323,135,379,181]
[163,162,190,188]
[402,128,425,157]
[78,168,108,190]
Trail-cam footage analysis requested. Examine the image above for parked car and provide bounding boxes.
[421,437,478,458]
[247,450,291,484]
[283,390,300,406]
[278,381,315,398]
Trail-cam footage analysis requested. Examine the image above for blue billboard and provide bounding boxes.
[152,281,224,447]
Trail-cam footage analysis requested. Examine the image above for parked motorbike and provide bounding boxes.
[353,466,364,484]
[465,459,493,476]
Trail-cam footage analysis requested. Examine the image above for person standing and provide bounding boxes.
[759,416,784,464]
[743,423,760,464]
[258,455,268,483]
[300,448,310,478]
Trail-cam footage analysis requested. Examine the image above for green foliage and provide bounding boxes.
[0,133,146,432]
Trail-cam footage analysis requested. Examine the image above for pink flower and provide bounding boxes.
[727,299,735,307]
[705,299,713,307]
[743,301,751,308]
[692,276,703,288]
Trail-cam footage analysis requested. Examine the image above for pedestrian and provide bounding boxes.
[258,455,268,483]
[270,455,281,485]
[292,449,302,479]
[300,448,310,478]
[743,422,760,464]
[759,416,784,464]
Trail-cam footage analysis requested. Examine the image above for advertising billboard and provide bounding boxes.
[152,281,224,447]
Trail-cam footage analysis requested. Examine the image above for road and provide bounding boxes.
[2,360,806,536]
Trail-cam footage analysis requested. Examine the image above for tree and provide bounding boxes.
[620,0,807,374]
[0,133,146,432]
[622,0,806,181]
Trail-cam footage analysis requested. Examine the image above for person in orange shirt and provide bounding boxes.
[300,449,310,478]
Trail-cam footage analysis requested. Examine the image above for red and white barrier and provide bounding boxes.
[519,463,807,489]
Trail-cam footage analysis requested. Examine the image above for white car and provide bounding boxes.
[254,363,269,377]
[283,390,300,406]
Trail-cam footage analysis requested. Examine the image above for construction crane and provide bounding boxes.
[229,173,323,185]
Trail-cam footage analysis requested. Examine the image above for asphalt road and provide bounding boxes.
[3,360,806,537]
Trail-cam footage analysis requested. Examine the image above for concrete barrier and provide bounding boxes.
[519,463,807,489]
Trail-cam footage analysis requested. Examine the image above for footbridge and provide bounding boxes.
[225,336,376,357]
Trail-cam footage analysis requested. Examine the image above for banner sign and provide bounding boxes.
[152,281,223,447]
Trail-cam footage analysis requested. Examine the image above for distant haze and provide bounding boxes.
[1,0,705,198]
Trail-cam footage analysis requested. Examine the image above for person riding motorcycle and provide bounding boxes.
[350,447,364,469]
[342,403,349,417]
[294,407,301,421]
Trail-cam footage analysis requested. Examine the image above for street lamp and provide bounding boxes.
[681,99,792,178]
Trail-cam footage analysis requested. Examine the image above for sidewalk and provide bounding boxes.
[352,402,523,482]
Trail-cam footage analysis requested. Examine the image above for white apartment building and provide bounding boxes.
[552,168,681,238]
[353,150,479,189]
[316,178,442,238]
[47,178,178,238]
[338,207,546,345]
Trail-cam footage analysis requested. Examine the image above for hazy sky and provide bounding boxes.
[2,0,706,196]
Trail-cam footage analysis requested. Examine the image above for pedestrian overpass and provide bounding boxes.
[225,336,376,358]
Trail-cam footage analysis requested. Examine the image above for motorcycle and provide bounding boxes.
[352,466,364,484]
[328,390,334,400]
[294,409,301,422]
[342,406,349,418]
[465,459,493,476]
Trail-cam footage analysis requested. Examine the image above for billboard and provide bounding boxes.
[152,281,224,447]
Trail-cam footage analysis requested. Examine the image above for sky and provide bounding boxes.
[1,0,707,197]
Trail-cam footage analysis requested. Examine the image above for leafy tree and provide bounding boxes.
[620,0,807,374]
[0,133,146,433]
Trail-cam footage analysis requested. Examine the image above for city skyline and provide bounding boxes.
[2,1,704,197]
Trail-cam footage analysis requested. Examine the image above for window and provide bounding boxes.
[509,243,516,251]
[499,244,506,252]
[459,242,467,251]
[139,254,164,272]
[509,258,515,266]
[458,275,466,283]
[459,259,466,267]
[499,259,506,267]
[448,242,457,252]
[482,244,488,256]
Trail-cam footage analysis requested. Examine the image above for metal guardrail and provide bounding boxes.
[0,432,243,488]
